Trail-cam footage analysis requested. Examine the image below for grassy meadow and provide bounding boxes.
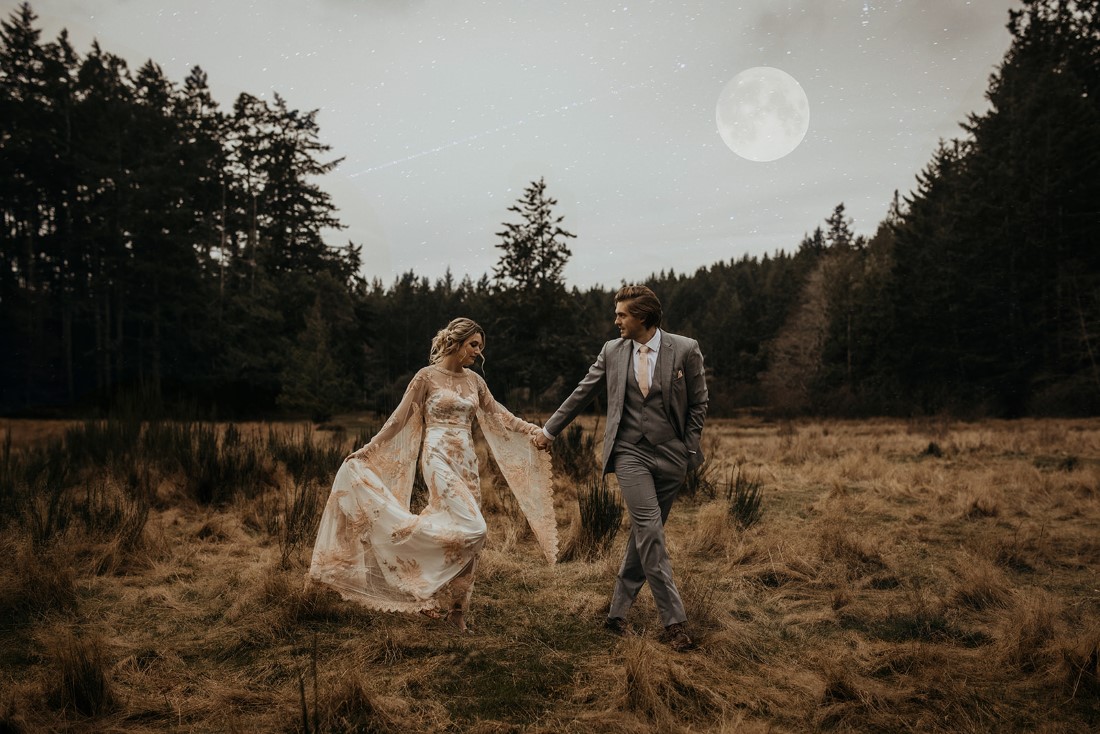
[1,414,1099,732]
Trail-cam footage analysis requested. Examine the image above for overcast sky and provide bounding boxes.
[28,0,1018,289]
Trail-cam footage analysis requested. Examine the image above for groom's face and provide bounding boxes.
[614,300,647,342]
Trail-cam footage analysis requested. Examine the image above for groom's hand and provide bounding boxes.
[532,433,552,451]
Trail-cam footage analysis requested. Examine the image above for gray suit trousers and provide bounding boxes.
[608,437,689,626]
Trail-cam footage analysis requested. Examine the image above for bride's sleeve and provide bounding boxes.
[475,375,541,436]
[475,375,558,563]
[347,369,429,461]
[343,369,429,510]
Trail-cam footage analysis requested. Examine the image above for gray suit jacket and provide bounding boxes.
[545,331,709,474]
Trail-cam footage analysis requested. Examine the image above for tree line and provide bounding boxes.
[2,0,1097,420]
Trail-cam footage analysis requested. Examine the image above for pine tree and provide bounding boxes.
[490,178,580,405]
[278,296,354,422]
[492,177,575,294]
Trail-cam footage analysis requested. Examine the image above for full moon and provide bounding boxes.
[716,67,810,162]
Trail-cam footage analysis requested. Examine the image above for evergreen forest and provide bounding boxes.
[2,0,1098,420]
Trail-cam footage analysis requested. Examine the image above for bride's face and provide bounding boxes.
[459,334,484,367]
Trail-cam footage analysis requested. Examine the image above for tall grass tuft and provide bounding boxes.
[725,465,764,529]
[313,676,399,734]
[3,435,75,545]
[622,637,669,723]
[998,590,1059,673]
[684,501,736,557]
[277,478,327,568]
[551,424,600,484]
[0,428,15,516]
[948,555,1011,610]
[267,424,347,487]
[1060,631,1100,699]
[620,635,724,724]
[681,457,718,502]
[1,540,77,622]
[50,631,116,716]
[175,423,271,504]
[64,417,142,474]
[24,478,73,548]
[560,477,623,562]
[296,637,398,734]
[1,430,72,529]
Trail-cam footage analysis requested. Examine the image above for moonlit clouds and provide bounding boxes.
[32,0,1016,287]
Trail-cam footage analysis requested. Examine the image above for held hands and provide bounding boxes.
[531,432,552,452]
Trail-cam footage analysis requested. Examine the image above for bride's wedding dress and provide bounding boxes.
[308,364,557,613]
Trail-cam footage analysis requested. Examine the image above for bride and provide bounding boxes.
[307,318,557,631]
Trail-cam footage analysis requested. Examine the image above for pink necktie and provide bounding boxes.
[637,345,651,397]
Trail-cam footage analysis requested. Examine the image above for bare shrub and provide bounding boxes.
[74,475,153,575]
[63,417,141,474]
[558,477,622,562]
[5,435,79,548]
[681,458,719,502]
[0,539,77,622]
[678,571,724,637]
[681,435,723,502]
[725,465,764,529]
[173,422,272,504]
[478,469,518,518]
[550,424,599,484]
[48,630,116,717]
[267,424,348,487]
[278,479,327,568]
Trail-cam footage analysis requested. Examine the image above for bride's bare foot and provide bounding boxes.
[446,609,468,633]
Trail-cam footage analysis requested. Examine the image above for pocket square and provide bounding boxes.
[676,369,684,379]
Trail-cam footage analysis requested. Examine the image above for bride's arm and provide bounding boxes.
[346,369,430,461]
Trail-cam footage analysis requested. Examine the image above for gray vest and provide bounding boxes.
[616,358,677,446]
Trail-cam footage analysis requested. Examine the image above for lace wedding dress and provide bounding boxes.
[308,365,557,614]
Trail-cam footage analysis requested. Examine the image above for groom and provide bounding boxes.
[534,285,708,651]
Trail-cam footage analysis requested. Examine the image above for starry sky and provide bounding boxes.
[28,0,1018,289]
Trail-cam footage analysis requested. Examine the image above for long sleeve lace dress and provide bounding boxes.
[308,364,557,614]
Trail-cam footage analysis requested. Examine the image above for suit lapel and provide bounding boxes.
[656,333,674,392]
[657,333,677,425]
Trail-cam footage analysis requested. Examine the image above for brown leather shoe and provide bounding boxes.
[604,616,631,636]
[662,622,693,651]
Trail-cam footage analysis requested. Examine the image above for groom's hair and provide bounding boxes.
[615,285,663,329]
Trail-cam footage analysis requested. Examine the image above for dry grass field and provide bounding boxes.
[1,414,1099,732]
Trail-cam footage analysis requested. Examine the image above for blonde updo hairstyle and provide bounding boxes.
[429,317,486,367]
